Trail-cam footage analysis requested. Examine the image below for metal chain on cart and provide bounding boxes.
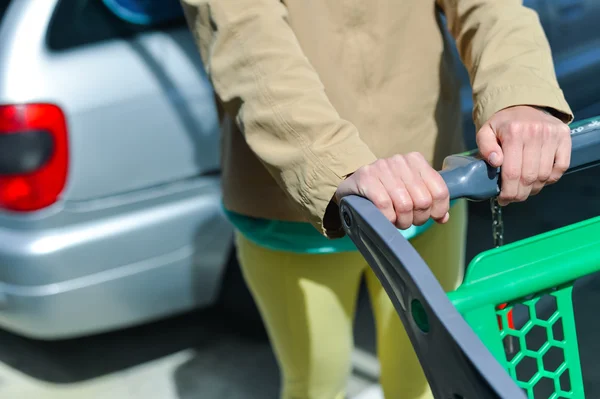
[491,196,517,354]
[490,197,504,248]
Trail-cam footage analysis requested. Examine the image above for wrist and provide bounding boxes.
[527,105,569,122]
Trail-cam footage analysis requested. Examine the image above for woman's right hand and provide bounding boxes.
[334,152,450,230]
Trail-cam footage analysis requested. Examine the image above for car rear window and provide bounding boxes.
[46,0,186,51]
[0,0,11,24]
[102,0,184,26]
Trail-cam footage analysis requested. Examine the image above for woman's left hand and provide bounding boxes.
[475,105,572,206]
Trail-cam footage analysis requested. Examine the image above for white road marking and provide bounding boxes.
[351,347,380,380]
[351,384,384,399]
[0,350,193,399]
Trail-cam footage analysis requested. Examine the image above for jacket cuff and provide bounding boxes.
[301,137,377,239]
[473,85,574,130]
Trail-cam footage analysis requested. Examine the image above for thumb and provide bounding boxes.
[476,123,503,167]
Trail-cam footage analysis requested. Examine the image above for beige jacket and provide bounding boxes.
[181,0,573,238]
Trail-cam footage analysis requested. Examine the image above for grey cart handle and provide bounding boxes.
[339,116,600,399]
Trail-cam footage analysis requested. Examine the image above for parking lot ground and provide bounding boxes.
[0,290,383,399]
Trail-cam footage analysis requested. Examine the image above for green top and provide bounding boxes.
[224,201,456,254]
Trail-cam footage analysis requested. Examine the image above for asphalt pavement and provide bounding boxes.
[1,166,600,399]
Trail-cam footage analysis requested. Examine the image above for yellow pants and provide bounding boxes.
[235,200,467,399]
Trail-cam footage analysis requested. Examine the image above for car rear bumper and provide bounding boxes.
[0,181,233,339]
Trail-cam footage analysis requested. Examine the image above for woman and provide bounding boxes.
[181,0,573,397]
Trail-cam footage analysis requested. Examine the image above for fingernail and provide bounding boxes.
[489,152,499,165]
[436,212,450,224]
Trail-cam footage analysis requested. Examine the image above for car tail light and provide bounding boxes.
[0,104,69,212]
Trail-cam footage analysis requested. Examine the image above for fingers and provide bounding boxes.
[550,126,572,184]
[497,121,570,204]
[334,152,450,230]
[368,179,397,225]
[480,106,572,207]
[531,131,557,195]
[476,123,504,167]
[404,153,450,223]
[338,164,397,224]
[394,154,433,227]
[517,126,542,200]
[498,124,523,206]
[376,159,414,229]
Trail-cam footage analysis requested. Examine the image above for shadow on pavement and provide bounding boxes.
[0,304,271,385]
[172,338,279,399]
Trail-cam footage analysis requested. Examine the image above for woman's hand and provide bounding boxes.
[335,153,450,230]
[476,105,572,206]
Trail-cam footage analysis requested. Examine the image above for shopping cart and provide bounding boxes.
[339,116,600,399]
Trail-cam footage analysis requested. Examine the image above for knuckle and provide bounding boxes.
[525,121,543,137]
[380,159,393,173]
[373,159,387,170]
[357,164,371,178]
[413,194,432,211]
[506,121,523,136]
[542,125,554,141]
[396,197,414,214]
[391,154,405,163]
[407,152,425,162]
[389,154,407,170]
[430,185,449,201]
[521,173,537,186]
[538,170,552,182]
[374,195,392,209]
[556,160,570,173]
[504,168,521,181]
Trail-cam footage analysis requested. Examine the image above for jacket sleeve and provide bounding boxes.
[180,0,377,237]
[436,0,574,129]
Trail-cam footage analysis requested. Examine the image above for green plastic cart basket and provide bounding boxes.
[340,116,600,399]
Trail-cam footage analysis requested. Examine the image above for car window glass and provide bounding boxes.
[102,0,183,26]
[0,0,11,24]
[46,0,186,51]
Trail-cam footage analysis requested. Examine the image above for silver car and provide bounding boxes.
[0,0,599,340]
[0,0,235,339]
